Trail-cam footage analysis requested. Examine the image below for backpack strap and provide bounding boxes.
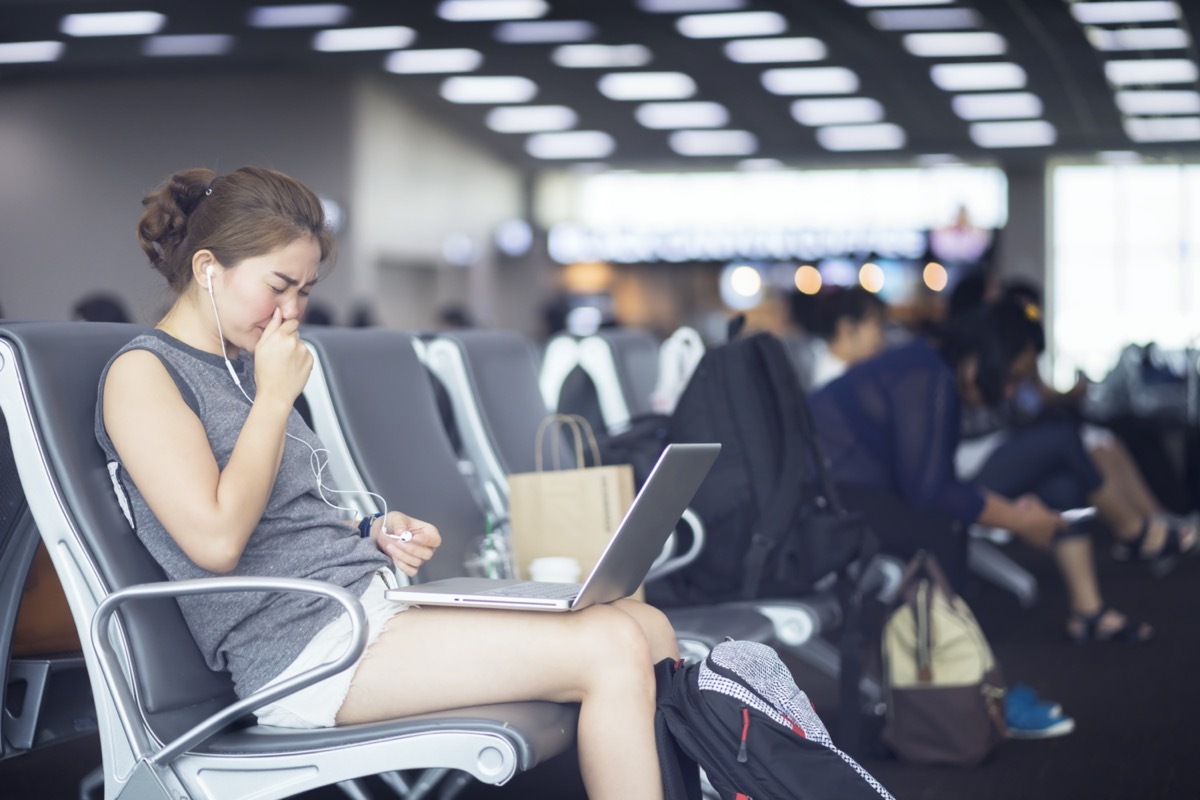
[734,334,811,600]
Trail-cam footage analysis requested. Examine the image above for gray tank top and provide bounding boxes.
[95,331,386,698]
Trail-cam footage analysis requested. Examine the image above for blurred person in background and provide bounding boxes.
[72,292,132,323]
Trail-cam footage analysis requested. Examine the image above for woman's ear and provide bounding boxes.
[191,250,218,289]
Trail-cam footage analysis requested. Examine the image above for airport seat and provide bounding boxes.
[968,527,1040,609]
[0,321,575,800]
[423,329,900,709]
[576,328,660,434]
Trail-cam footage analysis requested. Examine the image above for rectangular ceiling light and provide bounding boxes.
[868,8,981,30]
[1087,27,1190,51]
[930,62,1026,91]
[724,37,827,63]
[552,44,652,68]
[313,26,415,52]
[845,0,953,7]
[1124,116,1200,142]
[440,75,538,103]
[386,48,482,73]
[969,119,1057,148]
[635,101,730,128]
[669,129,758,156]
[487,105,578,132]
[495,21,596,43]
[762,66,860,95]
[791,97,884,126]
[143,34,234,57]
[1115,89,1200,115]
[247,4,351,28]
[1070,1,1180,25]
[526,130,615,159]
[816,123,906,151]
[0,41,64,63]
[951,92,1043,120]
[677,11,787,39]
[1105,58,1198,85]
[598,71,696,100]
[903,32,1006,57]
[438,0,548,21]
[61,11,165,37]
[637,0,746,11]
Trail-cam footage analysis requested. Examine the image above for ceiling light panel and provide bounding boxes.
[438,0,548,22]
[951,92,1043,120]
[969,119,1057,148]
[1105,58,1198,85]
[816,123,906,151]
[669,130,758,156]
[762,67,860,95]
[845,0,954,7]
[1124,116,1200,142]
[495,21,596,43]
[248,4,351,28]
[487,105,578,132]
[791,97,884,126]
[677,12,787,39]
[637,0,746,11]
[930,62,1026,91]
[636,101,730,129]
[724,37,827,63]
[386,48,482,73]
[526,131,615,159]
[552,44,652,68]
[1114,90,1200,115]
[598,72,696,100]
[0,41,64,63]
[868,8,981,31]
[312,26,415,52]
[144,35,234,57]
[1086,27,1190,51]
[903,32,1006,58]
[1070,1,1181,25]
[60,11,165,37]
[440,75,538,103]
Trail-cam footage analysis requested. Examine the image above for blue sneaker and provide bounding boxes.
[1007,683,1062,718]
[1006,685,1074,739]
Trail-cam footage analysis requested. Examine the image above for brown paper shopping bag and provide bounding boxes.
[507,414,639,596]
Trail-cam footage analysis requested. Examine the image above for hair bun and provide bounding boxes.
[137,167,216,286]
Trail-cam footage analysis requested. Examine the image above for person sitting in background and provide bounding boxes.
[809,297,1162,647]
[72,292,132,323]
[803,287,888,392]
[97,165,678,800]
[955,280,1197,574]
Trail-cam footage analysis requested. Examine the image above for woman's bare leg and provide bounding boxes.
[336,602,668,800]
[1054,537,1152,639]
[1090,441,1162,519]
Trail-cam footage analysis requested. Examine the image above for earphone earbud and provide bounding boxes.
[205,263,214,292]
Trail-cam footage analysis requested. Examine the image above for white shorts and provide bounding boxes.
[254,570,410,729]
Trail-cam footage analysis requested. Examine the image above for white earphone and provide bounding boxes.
[201,259,392,533]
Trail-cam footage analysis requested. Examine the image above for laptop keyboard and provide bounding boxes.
[477,581,582,600]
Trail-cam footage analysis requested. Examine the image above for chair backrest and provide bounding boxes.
[0,322,238,746]
[300,327,486,582]
[577,328,660,433]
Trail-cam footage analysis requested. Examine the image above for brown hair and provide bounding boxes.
[137,166,336,292]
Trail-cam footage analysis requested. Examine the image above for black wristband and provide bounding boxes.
[358,513,383,538]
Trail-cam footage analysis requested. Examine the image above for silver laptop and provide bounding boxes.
[385,443,720,611]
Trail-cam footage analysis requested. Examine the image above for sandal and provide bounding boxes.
[1066,607,1153,646]
[1111,516,1198,577]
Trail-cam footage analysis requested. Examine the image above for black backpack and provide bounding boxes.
[652,329,873,605]
[655,640,895,800]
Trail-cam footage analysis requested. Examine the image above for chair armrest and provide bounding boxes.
[646,507,705,582]
[91,576,367,766]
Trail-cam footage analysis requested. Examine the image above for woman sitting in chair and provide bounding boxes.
[97,166,678,800]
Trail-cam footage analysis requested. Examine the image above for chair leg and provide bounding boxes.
[337,778,376,800]
[967,539,1039,608]
[77,763,104,800]
[780,637,883,707]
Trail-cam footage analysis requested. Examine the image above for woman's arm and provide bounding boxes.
[977,489,1064,549]
[104,313,311,573]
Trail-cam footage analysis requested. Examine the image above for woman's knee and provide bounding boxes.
[613,598,677,655]
[574,605,656,696]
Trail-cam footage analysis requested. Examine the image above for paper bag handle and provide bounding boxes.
[535,414,603,472]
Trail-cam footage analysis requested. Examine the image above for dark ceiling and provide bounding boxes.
[2,0,1199,171]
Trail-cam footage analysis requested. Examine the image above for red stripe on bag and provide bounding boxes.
[784,715,806,738]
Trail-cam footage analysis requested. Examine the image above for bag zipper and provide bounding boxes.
[737,706,750,763]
